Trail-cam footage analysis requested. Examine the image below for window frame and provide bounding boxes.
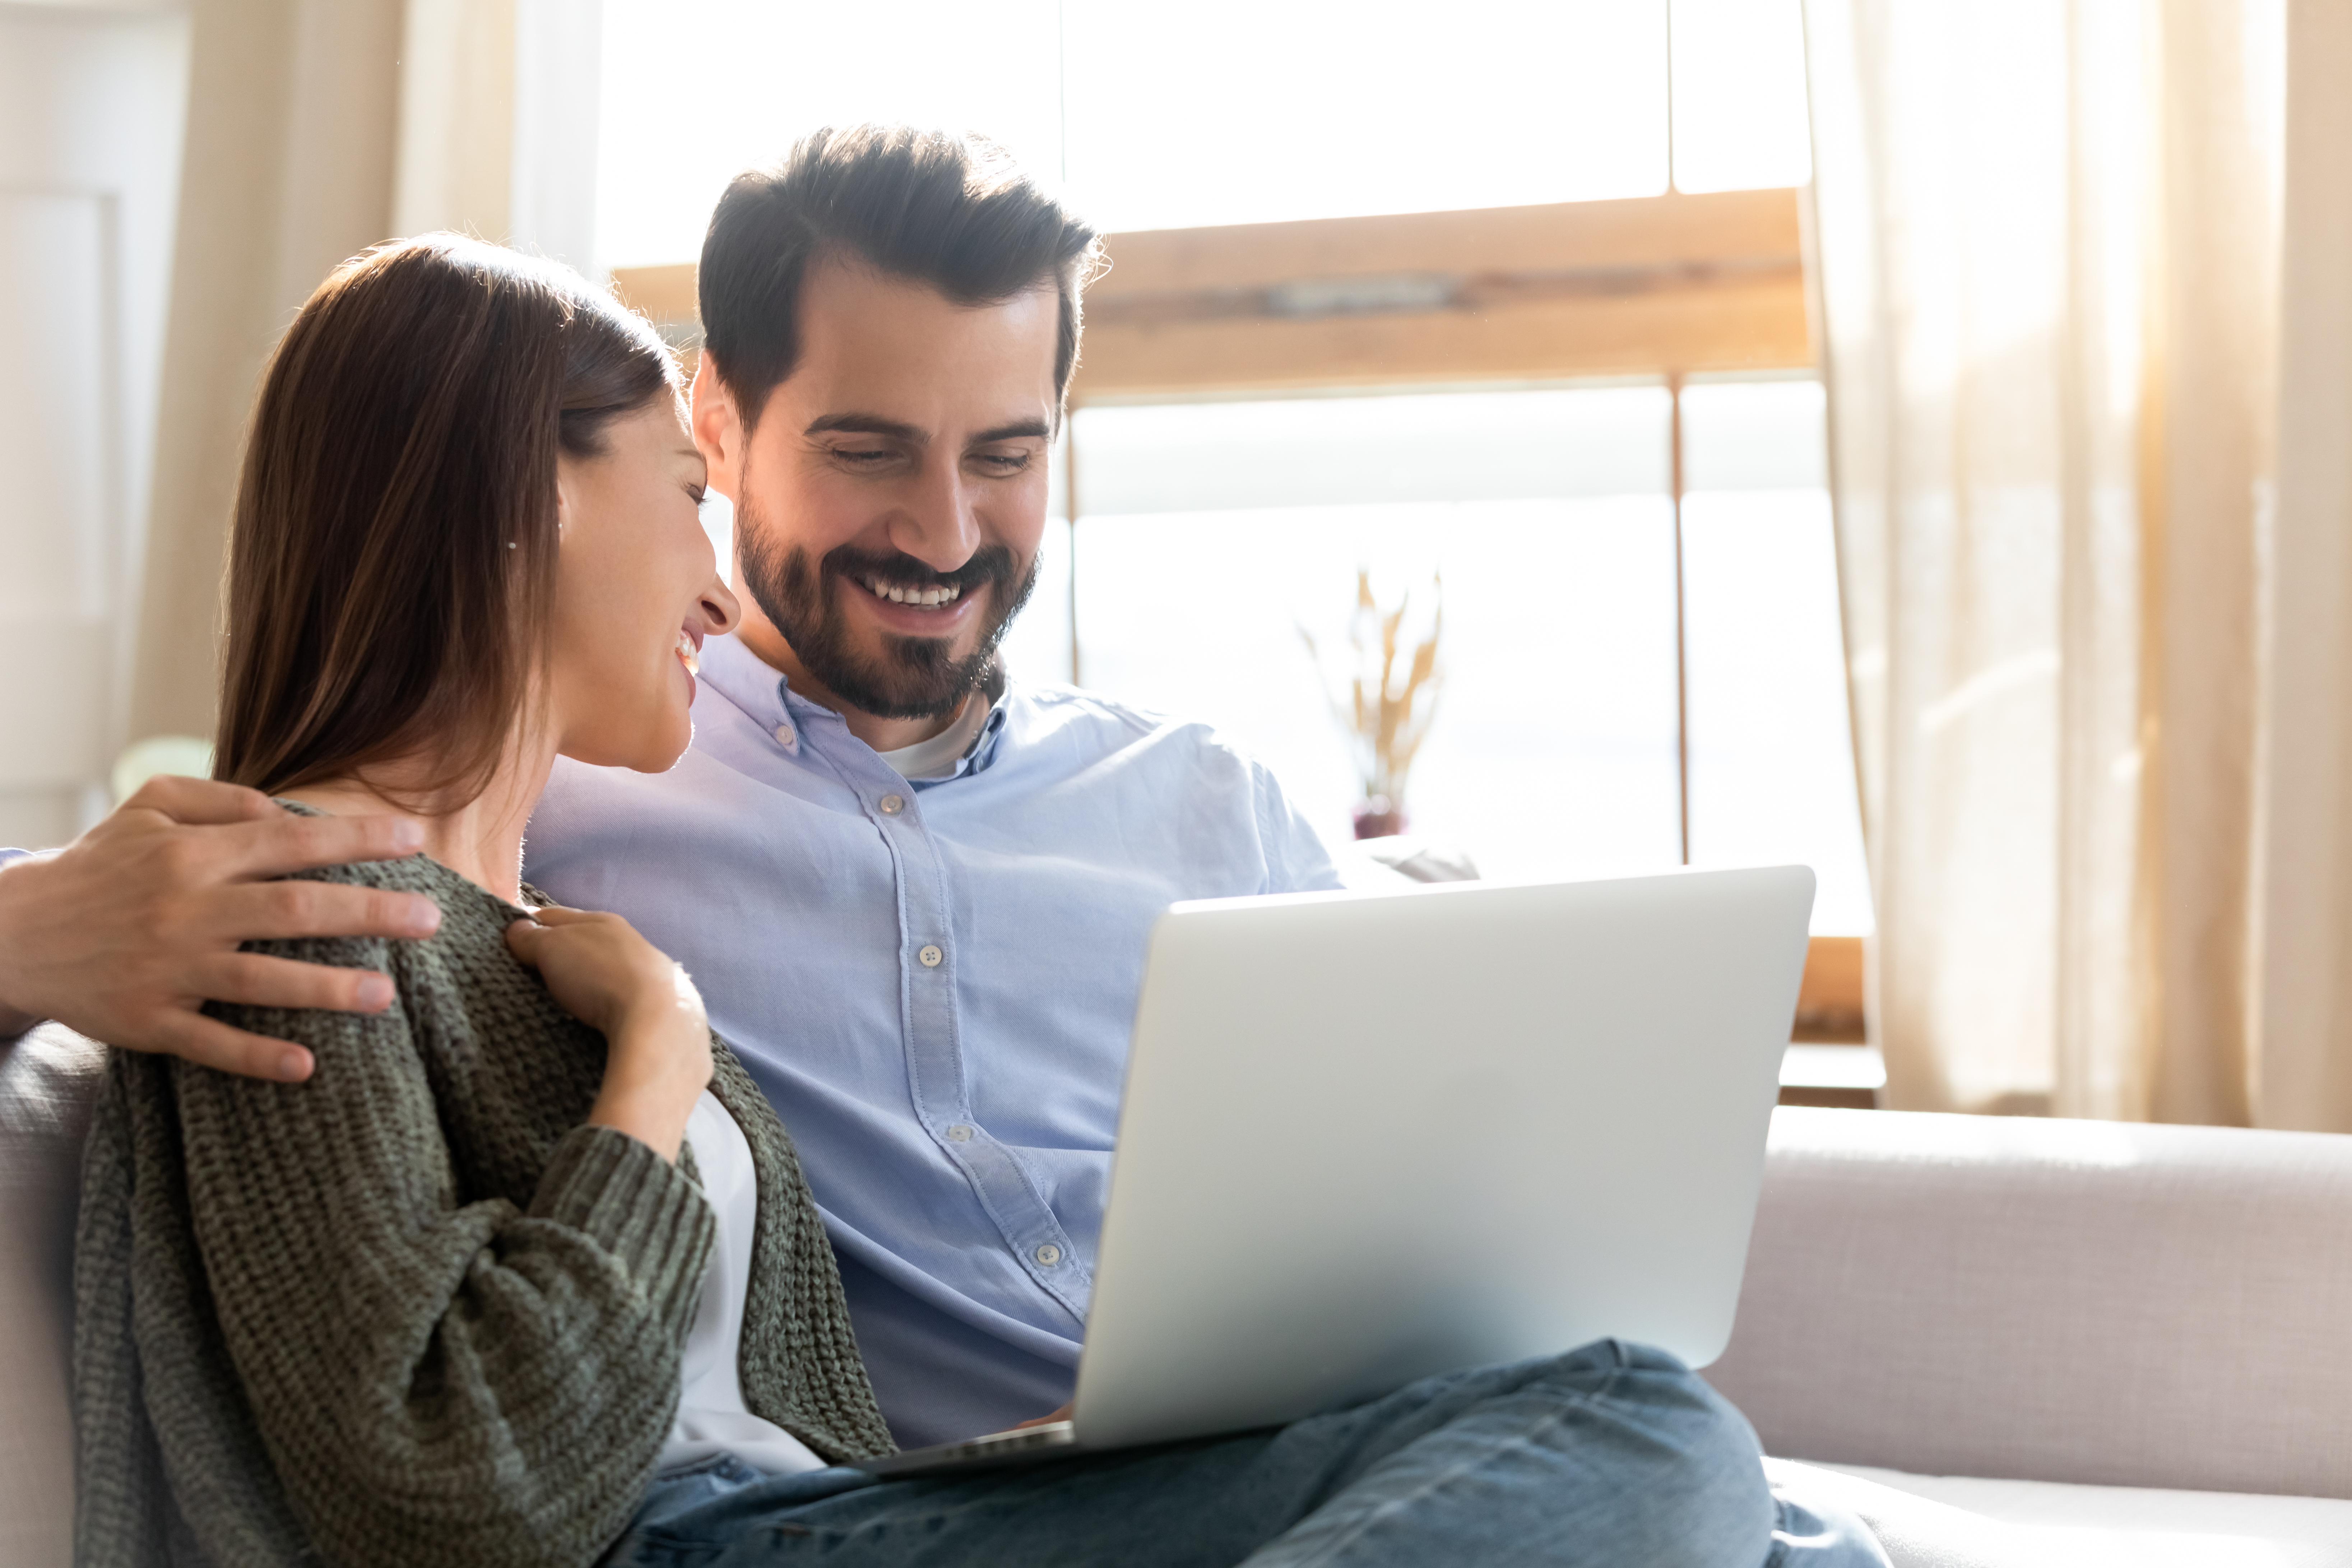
[609,185,1868,1063]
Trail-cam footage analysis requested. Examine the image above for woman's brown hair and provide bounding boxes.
[214,234,678,805]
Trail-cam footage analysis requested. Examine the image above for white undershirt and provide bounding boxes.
[660,692,977,1472]
[657,1092,827,1477]
[874,694,991,782]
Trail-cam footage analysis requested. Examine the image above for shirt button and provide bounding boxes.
[878,793,905,815]
[1034,1243,1062,1268]
[946,1123,974,1142]
[918,944,943,968]
[773,722,795,747]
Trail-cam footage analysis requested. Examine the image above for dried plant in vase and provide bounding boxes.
[1299,569,1443,840]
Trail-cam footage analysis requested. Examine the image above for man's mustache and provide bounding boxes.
[821,544,1017,595]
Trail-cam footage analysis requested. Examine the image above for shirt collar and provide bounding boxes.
[916,694,1010,787]
[697,633,1012,785]
[697,632,794,733]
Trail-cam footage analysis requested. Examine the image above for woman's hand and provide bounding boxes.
[506,905,711,1161]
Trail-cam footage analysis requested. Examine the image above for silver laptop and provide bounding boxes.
[857,865,1814,1475]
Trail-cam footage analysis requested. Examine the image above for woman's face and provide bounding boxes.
[548,398,742,771]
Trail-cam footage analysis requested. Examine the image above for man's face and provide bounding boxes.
[696,256,1058,720]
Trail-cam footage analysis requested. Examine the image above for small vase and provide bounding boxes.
[1352,794,1408,840]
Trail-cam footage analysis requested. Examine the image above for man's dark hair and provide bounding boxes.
[699,125,1102,431]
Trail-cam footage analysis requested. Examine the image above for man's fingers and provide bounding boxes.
[207,950,397,1015]
[214,807,427,883]
[204,879,442,943]
[203,877,441,945]
[523,904,598,927]
[142,1011,316,1082]
[120,775,284,828]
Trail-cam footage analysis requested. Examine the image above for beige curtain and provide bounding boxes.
[131,0,406,741]
[1804,0,2288,1121]
[130,0,540,744]
[2255,3,2352,1131]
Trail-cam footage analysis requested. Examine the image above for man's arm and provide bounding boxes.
[1251,758,1347,894]
[0,776,440,1080]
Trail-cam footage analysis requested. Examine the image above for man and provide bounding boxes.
[0,131,1883,1565]
[3,125,1338,1446]
[521,128,1342,1442]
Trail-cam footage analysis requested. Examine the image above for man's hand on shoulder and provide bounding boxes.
[0,776,442,1080]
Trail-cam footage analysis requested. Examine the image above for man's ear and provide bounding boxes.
[691,355,743,498]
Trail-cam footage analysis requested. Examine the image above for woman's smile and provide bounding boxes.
[546,397,738,771]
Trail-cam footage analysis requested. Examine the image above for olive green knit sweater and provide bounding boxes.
[72,844,894,1568]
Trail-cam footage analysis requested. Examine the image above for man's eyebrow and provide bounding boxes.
[971,418,1052,444]
[805,412,926,444]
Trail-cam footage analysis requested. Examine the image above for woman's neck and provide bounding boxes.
[280,737,555,905]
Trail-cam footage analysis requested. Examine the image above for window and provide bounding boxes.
[1050,388,1686,881]
[594,0,1811,269]
[992,377,1869,934]
[602,0,1870,949]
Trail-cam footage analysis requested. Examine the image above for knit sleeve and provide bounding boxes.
[168,933,714,1568]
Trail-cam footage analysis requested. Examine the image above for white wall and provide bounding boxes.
[0,1,191,848]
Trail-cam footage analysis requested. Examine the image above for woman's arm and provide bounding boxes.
[505,904,711,1161]
[166,931,713,1568]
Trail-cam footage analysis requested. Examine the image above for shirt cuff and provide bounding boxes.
[0,850,43,1040]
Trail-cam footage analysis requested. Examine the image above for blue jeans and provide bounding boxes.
[601,1342,1885,1568]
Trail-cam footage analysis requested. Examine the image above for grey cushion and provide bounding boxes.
[1781,1459,2352,1567]
[1713,1108,2352,1499]
[1,1024,103,1568]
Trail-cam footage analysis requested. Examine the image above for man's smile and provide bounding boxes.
[860,574,965,608]
[848,573,987,639]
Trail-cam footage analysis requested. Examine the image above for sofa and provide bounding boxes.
[1711,1106,2352,1565]
[9,1021,2352,1567]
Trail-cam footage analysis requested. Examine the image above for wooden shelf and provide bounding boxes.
[608,186,1814,400]
[1792,934,1864,1043]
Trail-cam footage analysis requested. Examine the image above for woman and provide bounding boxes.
[74,235,1879,1567]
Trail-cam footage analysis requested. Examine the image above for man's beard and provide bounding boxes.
[736,492,1038,721]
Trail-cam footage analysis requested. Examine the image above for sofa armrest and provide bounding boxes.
[1706,1106,2352,1499]
[1,1023,105,1568]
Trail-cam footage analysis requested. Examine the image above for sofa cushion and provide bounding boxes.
[1712,1108,2352,1498]
[1,1024,105,1568]
[1780,1459,2352,1568]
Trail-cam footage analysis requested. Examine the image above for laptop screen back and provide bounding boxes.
[1073,866,1814,1450]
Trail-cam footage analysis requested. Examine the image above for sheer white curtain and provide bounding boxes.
[1804,0,2287,1120]
[134,0,602,745]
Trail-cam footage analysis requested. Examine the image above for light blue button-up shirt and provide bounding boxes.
[523,633,1341,1445]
